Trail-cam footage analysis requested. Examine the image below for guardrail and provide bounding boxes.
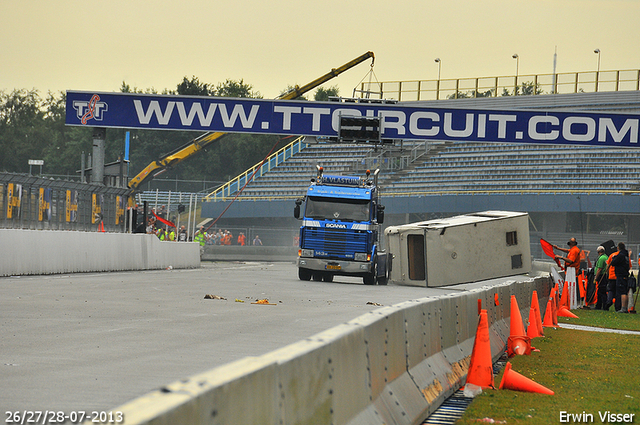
[204,136,308,201]
[108,273,551,425]
[202,188,640,203]
[370,69,640,101]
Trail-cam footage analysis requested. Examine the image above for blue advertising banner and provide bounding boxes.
[66,91,640,147]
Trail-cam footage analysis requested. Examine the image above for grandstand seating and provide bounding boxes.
[226,139,640,199]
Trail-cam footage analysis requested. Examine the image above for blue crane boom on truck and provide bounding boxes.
[294,166,388,285]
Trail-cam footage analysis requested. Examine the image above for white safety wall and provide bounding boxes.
[0,229,200,276]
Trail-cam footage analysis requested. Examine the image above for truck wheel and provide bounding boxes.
[312,273,323,281]
[362,257,378,285]
[298,268,312,281]
[363,273,376,285]
[363,260,376,285]
[322,273,334,282]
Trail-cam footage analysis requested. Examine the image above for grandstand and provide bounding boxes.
[226,140,640,197]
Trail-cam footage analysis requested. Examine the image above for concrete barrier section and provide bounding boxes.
[0,229,200,276]
[105,274,551,425]
[114,356,279,425]
[202,246,297,263]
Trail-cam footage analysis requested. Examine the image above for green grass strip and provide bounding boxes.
[456,311,640,424]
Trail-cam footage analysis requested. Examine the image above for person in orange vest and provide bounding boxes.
[553,237,581,274]
[237,232,246,246]
[222,230,232,246]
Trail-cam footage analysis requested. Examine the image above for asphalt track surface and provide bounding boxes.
[2,261,482,414]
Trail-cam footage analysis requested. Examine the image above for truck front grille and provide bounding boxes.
[302,227,369,258]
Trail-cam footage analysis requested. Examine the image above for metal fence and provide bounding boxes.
[371,69,640,101]
[0,173,131,232]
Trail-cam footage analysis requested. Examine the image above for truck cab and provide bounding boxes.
[294,167,387,285]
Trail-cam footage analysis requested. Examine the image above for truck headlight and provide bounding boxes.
[301,249,314,257]
[354,252,368,261]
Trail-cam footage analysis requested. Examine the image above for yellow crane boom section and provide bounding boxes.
[127,51,374,193]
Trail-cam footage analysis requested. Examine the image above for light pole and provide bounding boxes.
[512,54,519,95]
[594,48,601,92]
[435,58,441,100]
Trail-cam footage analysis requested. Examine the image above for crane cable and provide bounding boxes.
[353,61,381,99]
[204,136,293,233]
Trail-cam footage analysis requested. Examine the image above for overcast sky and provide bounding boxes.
[2,0,639,99]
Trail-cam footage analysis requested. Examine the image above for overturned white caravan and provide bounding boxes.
[385,211,531,287]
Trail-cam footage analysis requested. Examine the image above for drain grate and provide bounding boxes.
[422,390,473,424]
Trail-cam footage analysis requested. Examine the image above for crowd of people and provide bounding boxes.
[550,237,636,313]
[146,215,262,247]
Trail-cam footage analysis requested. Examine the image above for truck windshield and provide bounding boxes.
[305,196,370,222]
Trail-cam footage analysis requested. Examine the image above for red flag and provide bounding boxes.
[540,238,563,269]
[152,211,175,228]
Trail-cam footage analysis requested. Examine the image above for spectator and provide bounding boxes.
[168,227,176,241]
[593,246,609,310]
[222,230,232,246]
[253,235,262,246]
[157,228,166,241]
[610,242,631,313]
[194,226,206,247]
[146,217,156,234]
[238,232,246,246]
[177,225,187,242]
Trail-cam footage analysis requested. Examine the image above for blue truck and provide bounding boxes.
[294,166,388,285]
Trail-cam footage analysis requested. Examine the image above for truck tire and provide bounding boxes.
[363,260,376,285]
[298,268,312,281]
[322,273,334,282]
[312,273,323,281]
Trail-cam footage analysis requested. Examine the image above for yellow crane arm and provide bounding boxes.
[127,51,375,193]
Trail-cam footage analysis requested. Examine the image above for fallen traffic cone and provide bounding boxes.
[542,298,557,328]
[465,309,494,389]
[557,306,579,319]
[507,295,531,356]
[499,362,554,395]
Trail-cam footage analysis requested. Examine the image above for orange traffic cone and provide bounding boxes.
[99,221,105,232]
[560,281,570,309]
[542,298,557,328]
[499,362,554,395]
[507,295,531,356]
[553,290,559,327]
[557,306,579,318]
[578,272,586,300]
[527,304,543,339]
[526,291,544,338]
[465,309,494,389]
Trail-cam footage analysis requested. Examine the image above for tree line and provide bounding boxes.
[0,77,339,188]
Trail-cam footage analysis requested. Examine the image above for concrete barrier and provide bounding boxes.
[202,245,297,262]
[0,229,200,277]
[107,273,551,425]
